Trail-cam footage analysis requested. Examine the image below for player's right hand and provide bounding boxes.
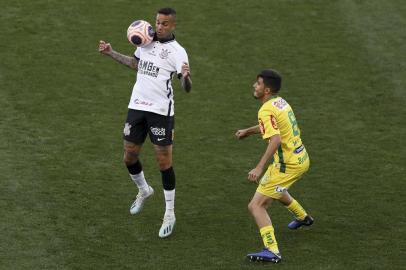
[99,40,112,55]
[248,167,262,183]
[235,129,248,139]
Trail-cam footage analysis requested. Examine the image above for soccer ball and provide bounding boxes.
[127,20,155,47]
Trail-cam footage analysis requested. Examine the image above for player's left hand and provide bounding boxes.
[235,129,249,139]
[181,62,190,78]
[248,167,263,183]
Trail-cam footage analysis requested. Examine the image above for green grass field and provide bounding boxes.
[1,0,405,269]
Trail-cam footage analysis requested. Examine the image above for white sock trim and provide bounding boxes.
[130,172,148,190]
[164,189,175,215]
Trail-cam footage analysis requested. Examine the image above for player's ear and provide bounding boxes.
[170,15,177,26]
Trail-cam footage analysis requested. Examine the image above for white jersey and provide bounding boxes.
[128,37,189,116]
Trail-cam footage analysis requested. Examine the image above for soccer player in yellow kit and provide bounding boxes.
[235,69,313,263]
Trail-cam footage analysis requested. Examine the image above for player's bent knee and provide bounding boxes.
[154,145,172,170]
[123,150,139,166]
[248,201,258,214]
[157,161,171,171]
[155,154,172,170]
[248,203,253,213]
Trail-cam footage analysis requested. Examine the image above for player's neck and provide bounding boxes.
[262,94,278,104]
[155,33,175,43]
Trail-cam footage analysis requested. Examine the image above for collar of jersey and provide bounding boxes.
[153,33,175,43]
[267,95,279,101]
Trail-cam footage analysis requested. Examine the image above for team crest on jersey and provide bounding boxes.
[159,49,170,59]
[270,115,278,130]
[123,123,131,136]
[273,98,288,110]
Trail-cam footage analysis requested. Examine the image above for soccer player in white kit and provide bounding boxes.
[98,7,192,238]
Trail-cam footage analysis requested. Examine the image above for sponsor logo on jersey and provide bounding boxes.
[123,123,131,136]
[138,59,160,77]
[298,151,309,164]
[270,115,278,130]
[134,99,153,106]
[273,98,288,110]
[294,144,305,154]
[150,127,166,136]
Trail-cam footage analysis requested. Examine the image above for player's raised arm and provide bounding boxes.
[235,125,261,140]
[180,62,192,92]
[98,40,138,70]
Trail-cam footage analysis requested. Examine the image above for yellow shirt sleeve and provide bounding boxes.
[258,108,280,140]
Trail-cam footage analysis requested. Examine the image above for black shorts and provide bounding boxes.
[123,109,174,146]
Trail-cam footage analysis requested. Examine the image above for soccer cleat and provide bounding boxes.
[130,186,154,215]
[158,214,176,238]
[247,248,282,263]
[288,215,314,230]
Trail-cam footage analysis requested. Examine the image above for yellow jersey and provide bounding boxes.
[258,96,309,173]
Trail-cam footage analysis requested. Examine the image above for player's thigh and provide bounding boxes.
[249,191,274,209]
[123,140,143,155]
[123,109,148,145]
[145,112,174,146]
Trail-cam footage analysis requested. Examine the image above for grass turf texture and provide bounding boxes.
[1,0,405,269]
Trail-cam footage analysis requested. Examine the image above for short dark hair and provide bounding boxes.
[158,7,177,16]
[257,69,282,92]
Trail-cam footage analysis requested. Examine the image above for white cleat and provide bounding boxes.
[130,186,154,215]
[158,214,176,238]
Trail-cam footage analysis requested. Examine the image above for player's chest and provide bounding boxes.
[140,44,175,70]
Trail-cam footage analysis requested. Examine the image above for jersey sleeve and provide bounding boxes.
[258,108,280,140]
[174,48,189,78]
[134,47,141,60]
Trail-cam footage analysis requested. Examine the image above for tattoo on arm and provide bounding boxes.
[181,76,192,92]
[109,50,138,70]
